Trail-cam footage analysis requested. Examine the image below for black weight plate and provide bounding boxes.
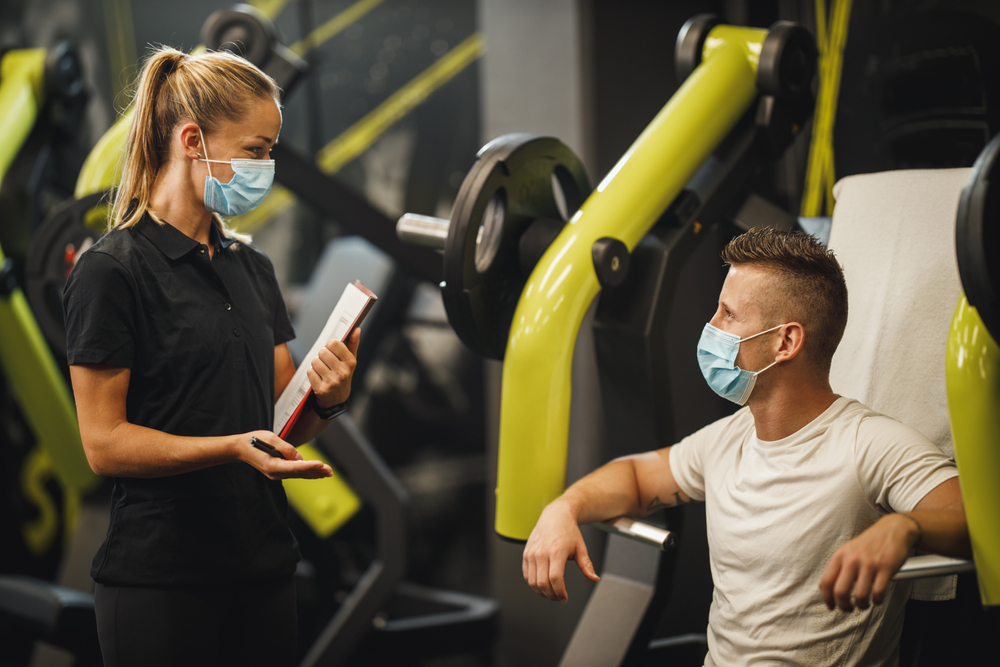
[675,15,724,85]
[24,192,107,365]
[956,133,1000,341]
[442,134,591,359]
[200,6,274,66]
[757,22,817,100]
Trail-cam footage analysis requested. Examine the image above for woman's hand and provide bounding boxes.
[237,430,332,480]
[308,328,361,408]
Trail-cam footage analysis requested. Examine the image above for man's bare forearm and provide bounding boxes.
[552,452,686,524]
[553,460,637,524]
[905,505,971,558]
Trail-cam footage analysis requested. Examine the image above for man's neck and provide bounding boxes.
[748,379,838,442]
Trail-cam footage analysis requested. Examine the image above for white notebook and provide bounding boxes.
[273,280,377,438]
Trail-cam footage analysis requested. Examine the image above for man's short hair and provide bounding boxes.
[721,227,848,374]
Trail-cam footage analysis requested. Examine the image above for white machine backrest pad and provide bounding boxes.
[828,168,970,458]
[827,168,970,601]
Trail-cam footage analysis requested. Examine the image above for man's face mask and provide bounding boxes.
[198,128,274,217]
[696,322,785,405]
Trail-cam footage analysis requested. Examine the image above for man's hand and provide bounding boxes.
[523,500,600,603]
[819,513,919,612]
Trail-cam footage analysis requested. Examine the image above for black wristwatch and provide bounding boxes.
[308,393,349,420]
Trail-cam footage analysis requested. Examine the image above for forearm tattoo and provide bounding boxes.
[647,492,688,513]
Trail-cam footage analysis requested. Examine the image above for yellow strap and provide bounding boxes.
[101,0,138,102]
[249,0,290,19]
[232,32,485,233]
[801,0,852,217]
[316,33,484,173]
[290,0,387,56]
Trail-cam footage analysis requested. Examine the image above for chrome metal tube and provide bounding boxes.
[594,518,676,551]
[396,213,450,250]
[893,554,975,580]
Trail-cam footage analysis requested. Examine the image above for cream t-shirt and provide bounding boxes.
[669,397,958,667]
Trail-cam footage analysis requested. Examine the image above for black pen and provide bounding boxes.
[250,436,285,459]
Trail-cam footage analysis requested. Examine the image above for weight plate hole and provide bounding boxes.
[475,189,506,274]
[552,171,569,221]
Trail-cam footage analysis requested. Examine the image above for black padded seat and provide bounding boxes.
[0,574,101,665]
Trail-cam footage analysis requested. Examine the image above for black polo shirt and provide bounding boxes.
[63,213,299,587]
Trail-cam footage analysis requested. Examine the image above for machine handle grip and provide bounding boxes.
[892,554,975,580]
[595,522,973,579]
[593,518,676,551]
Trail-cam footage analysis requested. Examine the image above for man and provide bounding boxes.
[523,227,969,665]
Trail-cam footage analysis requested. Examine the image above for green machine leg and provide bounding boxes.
[0,49,99,494]
[946,297,1000,607]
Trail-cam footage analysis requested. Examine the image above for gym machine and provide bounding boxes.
[0,41,102,665]
[398,15,818,663]
[951,131,1000,608]
[1,5,496,666]
[398,14,982,665]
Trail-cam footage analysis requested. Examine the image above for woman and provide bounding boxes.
[63,46,357,666]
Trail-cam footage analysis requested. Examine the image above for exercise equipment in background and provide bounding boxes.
[951,132,1000,608]
[1,5,497,665]
[398,14,818,664]
[0,41,102,666]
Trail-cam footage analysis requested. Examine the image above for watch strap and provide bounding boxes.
[308,393,349,420]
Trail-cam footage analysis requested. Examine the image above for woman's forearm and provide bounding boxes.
[85,419,240,477]
[283,408,334,447]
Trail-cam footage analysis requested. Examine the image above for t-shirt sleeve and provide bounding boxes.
[669,414,736,502]
[272,288,295,347]
[854,415,959,513]
[63,250,137,368]
[250,245,295,347]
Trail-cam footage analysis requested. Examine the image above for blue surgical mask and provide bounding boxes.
[199,128,274,216]
[696,322,785,405]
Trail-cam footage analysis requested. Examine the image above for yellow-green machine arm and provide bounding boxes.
[951,133,1000,607]
[0,49,100,492]
[495,25,774,541]
[0,50,45,178]
[946,298,1000,606]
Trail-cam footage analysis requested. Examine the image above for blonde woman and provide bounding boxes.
[63,47,358,666]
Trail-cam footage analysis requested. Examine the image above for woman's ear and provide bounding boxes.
[178,122,203,161]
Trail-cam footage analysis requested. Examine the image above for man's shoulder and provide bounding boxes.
[832,397,934,441]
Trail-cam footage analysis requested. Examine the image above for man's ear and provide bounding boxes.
[776,322,805,362]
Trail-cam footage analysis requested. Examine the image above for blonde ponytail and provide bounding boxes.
[110,46,281,242]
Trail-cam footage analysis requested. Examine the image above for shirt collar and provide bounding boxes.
[136,213,237,259]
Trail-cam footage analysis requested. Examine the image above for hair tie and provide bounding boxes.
[162,54,184,78]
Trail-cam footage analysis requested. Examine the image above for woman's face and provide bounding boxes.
[199,97,282,185]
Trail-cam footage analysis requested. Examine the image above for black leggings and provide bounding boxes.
[94,578,296,667]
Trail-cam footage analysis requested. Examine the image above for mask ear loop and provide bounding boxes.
[198,127,214,180]
[746,324,787,376]
[740,322,785,343]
